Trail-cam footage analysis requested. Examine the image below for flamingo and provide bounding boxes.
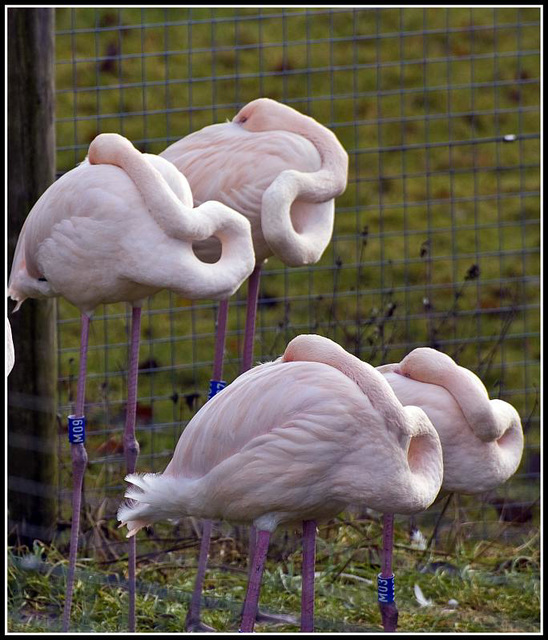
[377,346,524,493]
[118,334,444,633]
[8,132,255,631]
[377,347,524,630]
[160,97,348,629]
[6,317,15,376]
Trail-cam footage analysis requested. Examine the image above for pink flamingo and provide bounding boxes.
[161,97,348,629]
[377,347,524,494]
[118,334,444,632]
[377,347,524,630]
[6,318,15,376]
[8,133,255,631]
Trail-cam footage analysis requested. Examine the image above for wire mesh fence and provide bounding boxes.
[8,6,540,629]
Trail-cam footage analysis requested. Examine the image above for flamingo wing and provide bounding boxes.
[162,124,322,263]
[162,123,322,211]
[164,359,440,517]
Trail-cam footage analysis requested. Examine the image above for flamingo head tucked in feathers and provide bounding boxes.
[232,97,296,131]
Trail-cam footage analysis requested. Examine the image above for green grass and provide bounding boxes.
[8,509,540,633]
[8,7,541,633]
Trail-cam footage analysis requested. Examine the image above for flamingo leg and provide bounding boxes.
[124,306,142,632]
[185,299,229,632]
[240,266,297,627]
[378,513,398,632]
[301,520,317,632]
[240,530,271,633]
[241,264,262,373]
[243,527,294,626]
[185,519,215,631]
[61,313,91,632]
[242,265,261,600]
[242,264,261,584]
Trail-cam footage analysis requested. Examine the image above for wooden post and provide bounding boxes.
[7,8,58,547]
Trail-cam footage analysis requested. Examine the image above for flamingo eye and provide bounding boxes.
[239,116,248,124]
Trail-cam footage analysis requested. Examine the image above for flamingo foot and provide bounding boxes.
[184,613,216,633]
[379,601,398,632]
[255,609,298,626]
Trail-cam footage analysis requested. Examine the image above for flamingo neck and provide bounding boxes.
[280,111,348,202]
[283,334,409,433]
[399,348,504,442]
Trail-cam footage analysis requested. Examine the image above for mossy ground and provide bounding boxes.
[8,506,541,633]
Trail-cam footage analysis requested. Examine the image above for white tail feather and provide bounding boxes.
[117,472,199,538]
[414,583,433,607]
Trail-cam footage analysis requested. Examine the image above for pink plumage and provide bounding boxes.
[160,99,349,630]
[161,97,349,267]
[8,133,255,314]
[6,318,15,376]
[118,335,443,535]
[377,347,524,494]
[7,132,256,631]
[118,335,443,632]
